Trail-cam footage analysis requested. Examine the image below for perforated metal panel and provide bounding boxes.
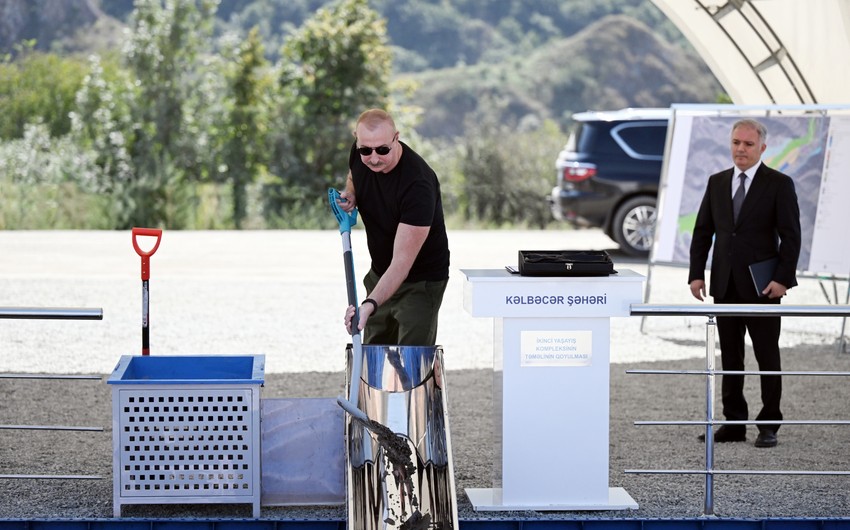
[111,384,261,517]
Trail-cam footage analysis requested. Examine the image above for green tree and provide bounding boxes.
[461,99,561,228]
[222,27,271,228]
[120,0,220,228]
[70,55,135,197]
[266,0,391,225]
[0,47,89,139]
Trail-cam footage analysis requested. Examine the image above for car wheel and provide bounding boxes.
[612,196,656,257]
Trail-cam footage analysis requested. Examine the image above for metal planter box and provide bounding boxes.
[107,355,265,517]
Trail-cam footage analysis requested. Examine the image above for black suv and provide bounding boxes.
[549,108,669,257]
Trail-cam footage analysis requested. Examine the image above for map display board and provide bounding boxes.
[653,112,850,277]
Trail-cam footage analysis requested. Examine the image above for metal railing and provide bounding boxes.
[0,307,103,320]
[0,307,104,480]
[627,303,850,516]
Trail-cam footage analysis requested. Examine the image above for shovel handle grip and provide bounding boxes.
[132,227,163,281]
[328,188,358,233]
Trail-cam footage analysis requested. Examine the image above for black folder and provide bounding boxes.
[749,257,778,297]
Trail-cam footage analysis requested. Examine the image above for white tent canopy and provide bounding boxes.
[651,0,850,104]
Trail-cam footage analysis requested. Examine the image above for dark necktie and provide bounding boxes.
[732,173,746,223]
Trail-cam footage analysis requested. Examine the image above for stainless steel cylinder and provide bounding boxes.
[345,345,458,530]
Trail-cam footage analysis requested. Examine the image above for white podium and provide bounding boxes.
[461,268,644,511]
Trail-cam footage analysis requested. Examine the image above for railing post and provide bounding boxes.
[704,314,716,516]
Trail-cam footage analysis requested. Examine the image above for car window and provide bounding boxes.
[574,123,595,152]
[578,122,622,155]
[611,122,667,160]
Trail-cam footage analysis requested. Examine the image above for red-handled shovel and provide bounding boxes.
[131,227,163,356]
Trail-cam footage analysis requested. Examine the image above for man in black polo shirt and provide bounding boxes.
[338,108,450,346]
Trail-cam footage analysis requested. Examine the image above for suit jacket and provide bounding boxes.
[688,163,801,301]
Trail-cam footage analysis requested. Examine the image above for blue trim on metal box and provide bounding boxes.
[106,355,266,385]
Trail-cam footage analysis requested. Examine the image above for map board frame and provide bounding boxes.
[651,104,850,278]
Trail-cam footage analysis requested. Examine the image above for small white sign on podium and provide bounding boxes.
[461,268,644,511]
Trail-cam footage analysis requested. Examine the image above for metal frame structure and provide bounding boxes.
[0,307,104,481]
[651,0,850,105]
[629,303,850,515]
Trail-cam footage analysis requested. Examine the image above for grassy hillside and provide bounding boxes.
[398,15,722,138]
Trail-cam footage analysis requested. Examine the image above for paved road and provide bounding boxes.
[0,229,844,374]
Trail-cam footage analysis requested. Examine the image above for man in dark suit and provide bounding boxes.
[688,118,801,448]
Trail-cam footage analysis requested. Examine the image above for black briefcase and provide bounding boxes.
[518,250,616,277]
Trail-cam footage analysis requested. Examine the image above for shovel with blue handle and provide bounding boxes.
[327,188,370,425]
[328,189,426,526]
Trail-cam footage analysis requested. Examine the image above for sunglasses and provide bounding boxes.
[356,132,397,156]
[357,144,392,156]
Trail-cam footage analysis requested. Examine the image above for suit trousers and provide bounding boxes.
[715,275,783,434]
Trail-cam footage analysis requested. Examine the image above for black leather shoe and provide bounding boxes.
[754,431,778,448]
[698,425,747,443]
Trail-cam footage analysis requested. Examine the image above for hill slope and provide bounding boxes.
[0,0,126,56]
[401,15,722,138]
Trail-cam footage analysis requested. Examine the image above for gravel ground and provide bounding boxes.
[2,230,849,521]
[2,346,850,521]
